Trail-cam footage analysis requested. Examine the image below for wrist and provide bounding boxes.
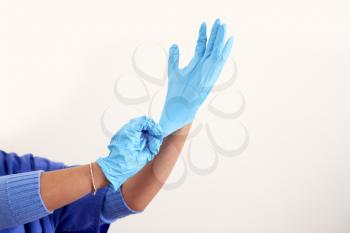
[95,158,125,191]
[91,162,109,189]
[159,111,194,137]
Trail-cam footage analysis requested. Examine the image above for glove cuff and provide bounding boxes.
[96,158,124,191]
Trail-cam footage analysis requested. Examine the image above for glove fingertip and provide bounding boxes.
[200,22,207,35]
[169,44,179,60]
[214,18,221,25]
[222,37,234,61]
[170,43,179,51]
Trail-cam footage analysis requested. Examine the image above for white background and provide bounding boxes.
[1,0,350,232]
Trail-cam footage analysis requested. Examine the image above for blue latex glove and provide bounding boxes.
[159,19,234,136]
[96,116,163,191]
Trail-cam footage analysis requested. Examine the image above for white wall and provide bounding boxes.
[1,0,350,232]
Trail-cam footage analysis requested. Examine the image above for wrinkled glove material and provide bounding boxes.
[97,116,163,191]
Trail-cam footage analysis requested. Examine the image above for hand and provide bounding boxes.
[159,19,234,136]
[96,116,163,191]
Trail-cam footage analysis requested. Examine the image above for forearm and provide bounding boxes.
[122,124,191,211]
[40,162,109,211]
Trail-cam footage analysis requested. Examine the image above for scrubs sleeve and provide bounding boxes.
[0,150,65,230]
[0,170,52,230]
[100,185,141,224]
[0,150,111,233]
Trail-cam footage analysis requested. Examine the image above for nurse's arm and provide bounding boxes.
[40,162,109,211]
[122,124,191,211]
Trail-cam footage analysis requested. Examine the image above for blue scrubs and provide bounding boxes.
[0,150,123,233]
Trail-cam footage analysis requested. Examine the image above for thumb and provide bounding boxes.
[168,44,179,72]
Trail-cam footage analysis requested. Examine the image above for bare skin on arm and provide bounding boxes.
[122,124,191,211]
[40,162,109,212]
[39,124,190,212]
[40,19,231,214]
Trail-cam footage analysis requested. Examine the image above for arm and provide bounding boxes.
[119,19,233,212]
[41,116,162,212]
[0,117,162,229]
[40,162,108,211]
[0,160,110,230]
[122,125,191,211]
[0,153,108,230]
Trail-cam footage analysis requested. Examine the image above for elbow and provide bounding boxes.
[125,201,148,213]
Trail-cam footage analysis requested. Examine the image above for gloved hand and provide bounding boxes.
[159,19,234,136]
[96,116,163,191]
